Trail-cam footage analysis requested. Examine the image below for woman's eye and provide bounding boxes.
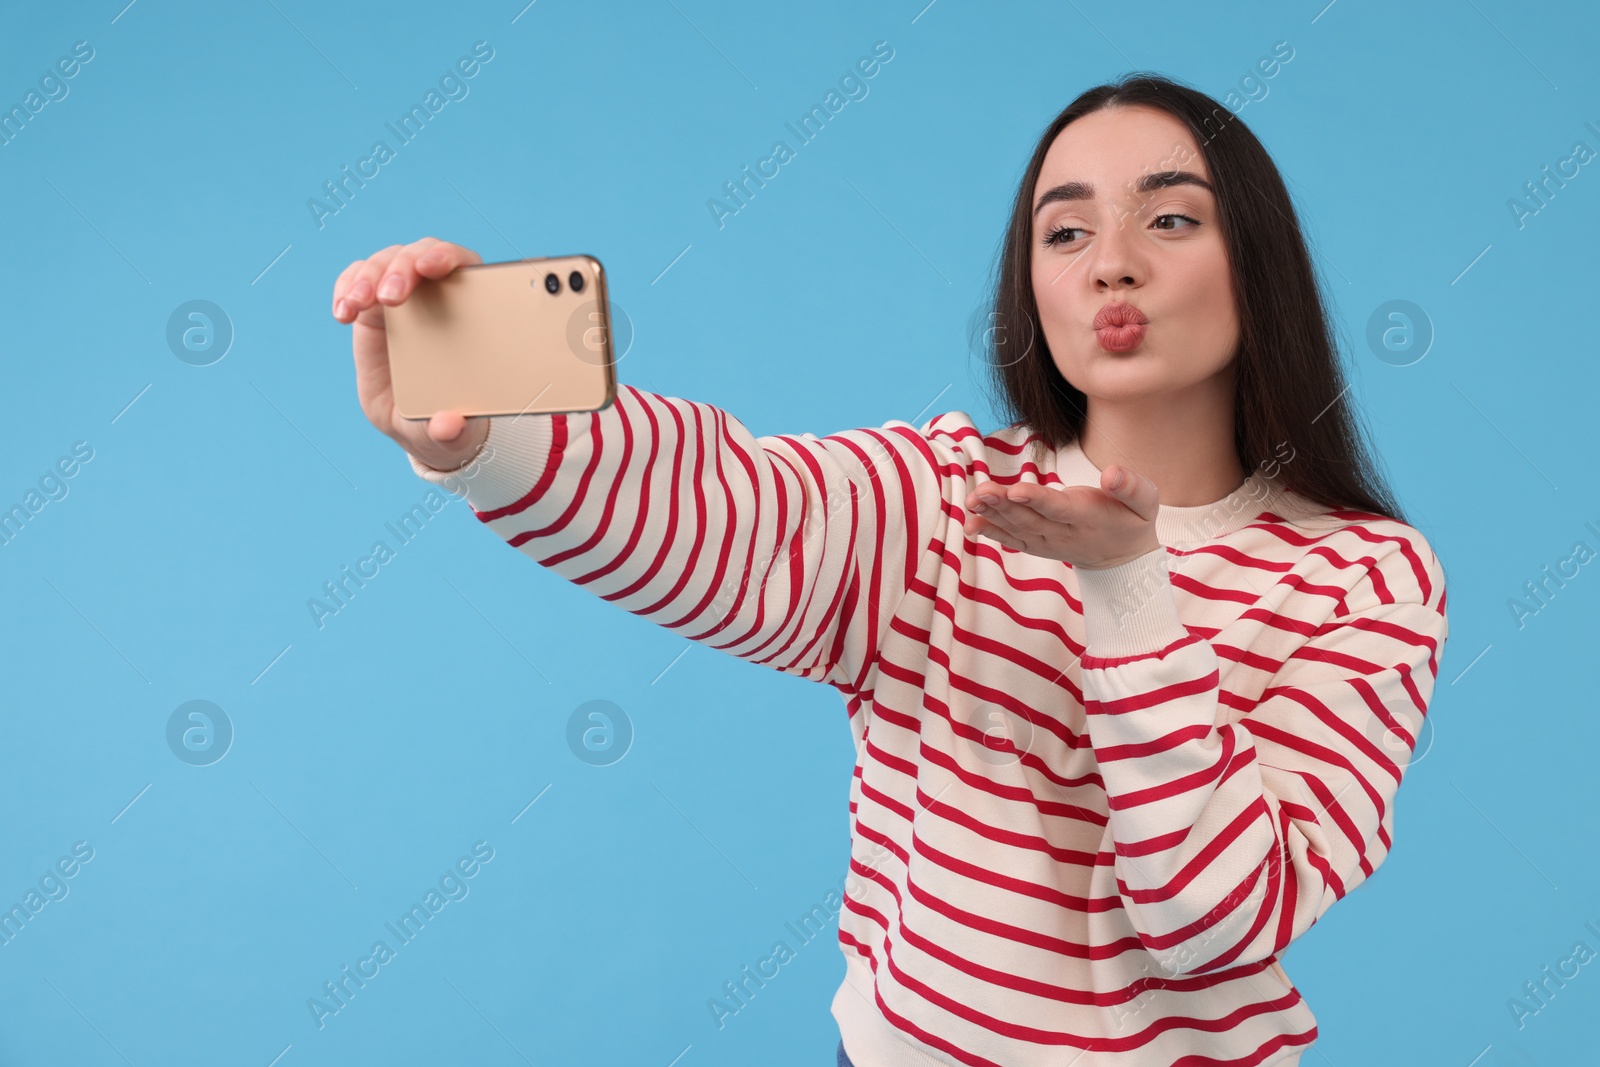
[1040,213,1199,249]
[1041,224,1083,248]
[1153,213,1199,232]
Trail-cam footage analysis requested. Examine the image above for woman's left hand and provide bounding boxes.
[962,465,1162,570]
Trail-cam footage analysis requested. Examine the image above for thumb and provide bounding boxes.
[427,410,469,443]
[1103,465,1159,521]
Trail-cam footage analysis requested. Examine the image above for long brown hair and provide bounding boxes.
[977,72,1406,525]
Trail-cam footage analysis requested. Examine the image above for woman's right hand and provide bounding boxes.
[331,237,491,472]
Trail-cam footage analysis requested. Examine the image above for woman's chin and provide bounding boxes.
[1058,353,1162,392]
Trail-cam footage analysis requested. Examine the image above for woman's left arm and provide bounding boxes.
[1074,532,1448,979]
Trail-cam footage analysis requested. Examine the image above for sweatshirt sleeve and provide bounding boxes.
[1072,527,1449,978]
[405,383,962,692]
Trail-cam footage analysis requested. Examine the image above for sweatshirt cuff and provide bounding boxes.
[405,414,560,513]
[1076,547,1190,658]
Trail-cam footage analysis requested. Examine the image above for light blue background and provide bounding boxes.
[1,1,1595,1064]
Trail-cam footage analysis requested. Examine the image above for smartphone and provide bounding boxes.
[384,254,618,419]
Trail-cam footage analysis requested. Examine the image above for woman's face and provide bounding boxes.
[1028,104,1239,404]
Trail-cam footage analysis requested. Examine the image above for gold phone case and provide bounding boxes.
[384,254,618,419]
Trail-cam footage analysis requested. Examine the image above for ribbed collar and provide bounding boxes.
[1052,441,1290,547]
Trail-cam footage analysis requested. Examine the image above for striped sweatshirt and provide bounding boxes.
[406,383,1449,1067]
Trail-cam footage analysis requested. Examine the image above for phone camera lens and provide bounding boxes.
[543,272,561,294]
[568,270,585,292]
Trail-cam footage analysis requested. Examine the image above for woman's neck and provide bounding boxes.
[1076,379,1245,508]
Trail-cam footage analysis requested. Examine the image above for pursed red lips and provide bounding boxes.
[1093,301,1148,353]
[1092,301,1149,329]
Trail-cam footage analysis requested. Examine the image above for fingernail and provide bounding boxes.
[334,299,347,319]
[378,275,404,300]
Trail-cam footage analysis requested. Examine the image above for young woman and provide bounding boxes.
[331,74,1448,1067]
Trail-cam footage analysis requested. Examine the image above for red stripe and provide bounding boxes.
[1085,668,1219,715]
[609,397,712,609]
[1100,723,1209,764]
[881,621,1088,751]
[1248,709,1389,821]
[917,739,1108,823]
[679,404,785,649]
[1118,795,1272,906]
[868,661,1107,801]
[1082,632,1204,670]
[1105,726,1236,811]
[522,388,631,564]
[475,412,569,522]
[768,443,871,672]
[918,786,1101,865]
[501,403,602,547]
[668,404,751,631]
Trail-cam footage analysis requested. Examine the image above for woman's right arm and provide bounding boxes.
[334,239,974,693]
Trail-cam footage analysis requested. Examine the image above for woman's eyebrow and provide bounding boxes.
[1033,170,1215,217]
